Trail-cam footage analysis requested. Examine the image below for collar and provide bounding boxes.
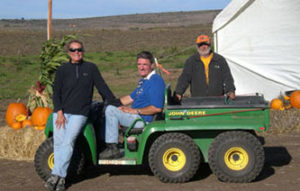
[69,59,84,65]
[144,70,156,80]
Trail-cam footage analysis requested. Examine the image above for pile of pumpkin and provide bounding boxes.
[5,102,52,130]
[270,90,300,110]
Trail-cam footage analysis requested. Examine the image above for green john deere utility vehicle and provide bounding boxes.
[34,85,270,183]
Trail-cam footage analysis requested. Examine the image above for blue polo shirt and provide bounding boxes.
[130,72,165,123]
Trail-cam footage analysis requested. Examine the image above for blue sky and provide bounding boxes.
[0,0,231,19]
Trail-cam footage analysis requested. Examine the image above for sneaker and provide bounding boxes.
[99,143,121,159]
[55,178,66,191]
[44,174,59,191]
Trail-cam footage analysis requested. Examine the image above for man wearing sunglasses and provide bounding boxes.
[175,35,236,101]
[45,40,117,191]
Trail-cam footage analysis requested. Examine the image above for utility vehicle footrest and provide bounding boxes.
[98,159,137,165]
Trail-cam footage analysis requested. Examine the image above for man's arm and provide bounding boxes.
[120,95,133,106]
[92,64,116,101]
[175,57,193,100]
[52,67,63,112]
[221,57,236,98]
[119,105,162,115]
[52,67,67,128]
[119,95,162,115]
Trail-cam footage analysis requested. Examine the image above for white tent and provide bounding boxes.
[212,0,300,100]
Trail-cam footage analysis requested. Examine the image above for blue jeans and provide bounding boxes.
[105,105,144,143]
[52,113,87,178]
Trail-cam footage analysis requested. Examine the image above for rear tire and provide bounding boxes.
[148,133,200,183]
[34,137,85,181]
[208,131,264,183]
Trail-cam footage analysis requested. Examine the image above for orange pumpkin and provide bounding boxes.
[5,103,28,126]
[31,107,52,127]
[290,90,300,109]
[11,122,22,130]
[22,119,33,128]
[270,98,284,110]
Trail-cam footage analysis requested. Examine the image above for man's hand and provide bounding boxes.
[118,106,138,114]
[55,110,67,129]
[228,92,236,99]
[175,94,182,101]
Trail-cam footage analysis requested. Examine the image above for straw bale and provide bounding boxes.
[0,125,45,161]
[268,108,300,134]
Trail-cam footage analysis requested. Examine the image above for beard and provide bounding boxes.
[198,47,211,57]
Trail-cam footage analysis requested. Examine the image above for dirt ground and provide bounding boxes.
[0,132,299,191]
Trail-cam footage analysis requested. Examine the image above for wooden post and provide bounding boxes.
[47,0,52,40]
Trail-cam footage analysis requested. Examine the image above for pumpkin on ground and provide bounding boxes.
[290,90,300,109]
[5,103,28,127]
[270,98,284,110]
[22,119,33,128]
[31,107,53,129]
[11,122,22,130]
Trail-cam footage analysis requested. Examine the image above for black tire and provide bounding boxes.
[148,133,200,183]
[34,137,85,182]
[208,131,264,183]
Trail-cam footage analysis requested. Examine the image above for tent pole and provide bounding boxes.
[213,32,218,53]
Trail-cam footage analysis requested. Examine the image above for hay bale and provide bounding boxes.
[268,108,300,134]
[0,125,45,161]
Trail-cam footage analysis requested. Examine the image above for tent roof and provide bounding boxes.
[213,0,251,33]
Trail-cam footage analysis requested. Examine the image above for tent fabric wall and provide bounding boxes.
[213,0,300,100]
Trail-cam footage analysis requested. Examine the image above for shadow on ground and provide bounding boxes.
[256,146,292,181]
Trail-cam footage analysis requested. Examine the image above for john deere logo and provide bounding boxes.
[168,110,206,116]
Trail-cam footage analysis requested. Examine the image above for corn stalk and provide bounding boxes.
[27,35,76,112]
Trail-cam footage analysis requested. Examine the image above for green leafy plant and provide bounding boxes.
[27,35,76,112]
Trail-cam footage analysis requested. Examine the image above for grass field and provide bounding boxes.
[0,11,214,100]
[0,45,198,100]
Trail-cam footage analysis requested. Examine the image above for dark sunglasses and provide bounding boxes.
[69,48,83,52]
[197,43,210,47]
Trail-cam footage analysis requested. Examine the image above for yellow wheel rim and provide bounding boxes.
[48,153,54,170]
[224,147,249,171]
[162,148,186,171]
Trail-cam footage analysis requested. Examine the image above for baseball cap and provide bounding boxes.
[196,35,210,45]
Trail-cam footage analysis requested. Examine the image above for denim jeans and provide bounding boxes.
[52,113,87,178]
[105,105,144,143]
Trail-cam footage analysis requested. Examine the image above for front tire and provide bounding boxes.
[34,137,85,181]
[148,133,200,183]
[208,131,264,183]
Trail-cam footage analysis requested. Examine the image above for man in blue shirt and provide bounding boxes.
[100,51,165,159]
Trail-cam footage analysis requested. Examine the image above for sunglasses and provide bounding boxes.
[69,48,83,52]
[197,43,210,47]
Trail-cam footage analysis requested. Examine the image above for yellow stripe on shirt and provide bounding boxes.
[200,53,213,85]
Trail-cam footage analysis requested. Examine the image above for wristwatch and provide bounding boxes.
[137,109,141,115]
